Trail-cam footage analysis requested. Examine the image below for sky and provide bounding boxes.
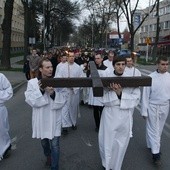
[72,0,160,31]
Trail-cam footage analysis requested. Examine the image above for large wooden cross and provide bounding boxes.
[41,61,152,97]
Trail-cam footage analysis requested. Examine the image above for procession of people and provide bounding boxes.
[1,47,170,170]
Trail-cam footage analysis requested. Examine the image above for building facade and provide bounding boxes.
[0,0,24,54]
[139,0,170,54]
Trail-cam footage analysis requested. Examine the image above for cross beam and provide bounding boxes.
[41,61,152,97]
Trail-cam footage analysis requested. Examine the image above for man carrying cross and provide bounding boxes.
[98,56,141,170]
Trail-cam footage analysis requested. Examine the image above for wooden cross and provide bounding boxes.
[41,61,152,97]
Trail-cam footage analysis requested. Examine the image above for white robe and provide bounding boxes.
[124,66,141,137]
[55,62,67,75]
[88,68,109,106]
[25,78,65,139]
[141,71,170,154]
[103,59,113,70]
[98,72,140,170]
[124,66,141,76]
[80,64,89,104]
[0,73,13,159]
[54,62,83,127]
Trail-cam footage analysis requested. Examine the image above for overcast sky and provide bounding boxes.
[73,0,161,31]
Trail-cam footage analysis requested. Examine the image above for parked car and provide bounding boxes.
[117,49,140,58]
[117,49,131,57]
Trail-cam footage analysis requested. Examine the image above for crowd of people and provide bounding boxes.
[0,46,170,170]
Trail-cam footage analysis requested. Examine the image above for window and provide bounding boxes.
[159,8,165,16]
[164,21,169,29]
[145,25,148,32]
[165,5,170,14]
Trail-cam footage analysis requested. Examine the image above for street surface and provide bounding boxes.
[0,65,170,170]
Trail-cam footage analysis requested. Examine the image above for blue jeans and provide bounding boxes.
[41,137,60,170]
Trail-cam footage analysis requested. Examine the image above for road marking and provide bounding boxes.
[81,135,92,147]
[11,135,24,150]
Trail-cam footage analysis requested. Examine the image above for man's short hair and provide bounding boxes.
[156,56,168,64]
[38,58,51,68]
[112,57,126,66]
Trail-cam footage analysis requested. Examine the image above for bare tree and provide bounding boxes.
[1,0,14,69]
[84,0,117,47]
[120,0,156,51]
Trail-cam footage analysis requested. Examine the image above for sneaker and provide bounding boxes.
[45,155,51,167]
[152,153,161,166]
[3,144,11,159]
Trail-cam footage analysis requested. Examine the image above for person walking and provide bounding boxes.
[0,73,13,160]
[88,53,107,132]
[28,49,41,79]
[54,51,83,134]
[25,58,65,170]
[141,56,170,166]
[103,50,116,70]
[98,57,141,170]
[124,53,141,76]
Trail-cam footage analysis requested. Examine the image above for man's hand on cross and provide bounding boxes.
[109,83,122,96]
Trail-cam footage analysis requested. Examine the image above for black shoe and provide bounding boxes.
[3,144,11,159]
[72,125,77,130]
[80,100,84,105]
[153,153,161,166]
[62,128,68,135]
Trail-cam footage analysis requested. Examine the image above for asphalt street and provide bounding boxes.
[0,61,170,170]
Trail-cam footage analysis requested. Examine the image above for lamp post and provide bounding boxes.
[105,26,108,49]
[146,0,151,62]
[91,13,94,48]
[43,0,46,51]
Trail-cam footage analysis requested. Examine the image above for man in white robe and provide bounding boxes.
[141,56,170,166]
[103,50,115,70]
[98,57,140,170]
[124,56,141,76]
[55,54,67,74]
[88,53,107,132]
[124,55,141,137]
[54,51,83,134]
[25,58,65,170]
[0,73,13,160]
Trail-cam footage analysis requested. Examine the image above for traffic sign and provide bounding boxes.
[145,37,151,45]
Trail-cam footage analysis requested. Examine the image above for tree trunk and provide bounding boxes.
[1,0,14,69]
[23,1,29,61]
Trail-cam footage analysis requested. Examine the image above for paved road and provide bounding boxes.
[1,58,170,169]
[0,83,170,170]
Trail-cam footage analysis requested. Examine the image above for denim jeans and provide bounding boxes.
[41,136,60,170]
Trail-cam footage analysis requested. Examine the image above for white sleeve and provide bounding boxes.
[0,74,13,103]
[51,90,66,110]
[25,81,49,108]
[120,87,141,109]
[141,86,151,117]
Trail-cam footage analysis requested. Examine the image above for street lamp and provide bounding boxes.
[146,0,151,62]
[91,13,94,48]
[43,0,47,51]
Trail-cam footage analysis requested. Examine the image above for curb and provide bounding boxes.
[13,80,27,94]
